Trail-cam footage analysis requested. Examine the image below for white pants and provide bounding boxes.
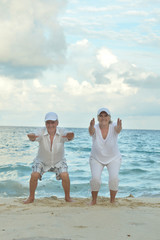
[90,157,122,191]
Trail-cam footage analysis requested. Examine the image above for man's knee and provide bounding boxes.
[60,172,69,181]
[31,172,40,181]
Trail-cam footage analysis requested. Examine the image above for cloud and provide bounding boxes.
[124,72,160,89]
[0,0,160,129]
[92,70,111,84]
[62,0,160,53]
[0,76,57,112]
[0,0,67,79]
[78,6,122,12]
[0,41,160,128]
[62,42,160,119]
[96,48,118,68]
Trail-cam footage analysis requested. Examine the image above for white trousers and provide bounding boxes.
[90,157,122,191]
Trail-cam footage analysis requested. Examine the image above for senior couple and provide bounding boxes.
[24,108,122,205]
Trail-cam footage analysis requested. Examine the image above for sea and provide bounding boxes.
[0,126,160,199]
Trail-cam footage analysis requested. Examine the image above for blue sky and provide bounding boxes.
[0,0,160,129]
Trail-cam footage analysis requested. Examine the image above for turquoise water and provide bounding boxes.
[0,126,160,199]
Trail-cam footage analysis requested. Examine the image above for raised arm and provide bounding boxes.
[89,118,95,136]
[27,133,39,141]
[114,118,122,134]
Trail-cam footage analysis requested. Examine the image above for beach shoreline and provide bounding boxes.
[0,196,159,240]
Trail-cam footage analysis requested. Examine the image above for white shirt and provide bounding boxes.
[90,123,121,164]
[33,127,69,171]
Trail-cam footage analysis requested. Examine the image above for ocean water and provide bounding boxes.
[0,126,160,199]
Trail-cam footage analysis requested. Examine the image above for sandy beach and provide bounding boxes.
[0,196,159,240]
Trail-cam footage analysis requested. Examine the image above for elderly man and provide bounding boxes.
[24,112,74,204]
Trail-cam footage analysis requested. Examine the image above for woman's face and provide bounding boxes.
[98,111,110,126]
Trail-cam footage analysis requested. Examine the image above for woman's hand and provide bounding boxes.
[115,118,122,133]
[89,118,95,136]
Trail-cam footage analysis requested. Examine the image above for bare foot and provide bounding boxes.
[24,197,34,204]
[110,200,119,207]
[90,200,96,206]
[65,197,73,202]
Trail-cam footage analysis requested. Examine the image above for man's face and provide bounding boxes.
[45,120,58,133]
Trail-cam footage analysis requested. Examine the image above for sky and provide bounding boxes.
[0,0,160,129]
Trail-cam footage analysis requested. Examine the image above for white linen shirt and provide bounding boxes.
[90,123,121,164]
[33,127,69,172]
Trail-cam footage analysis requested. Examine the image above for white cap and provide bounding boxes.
[45,112,58,122]
[97,107,111,116]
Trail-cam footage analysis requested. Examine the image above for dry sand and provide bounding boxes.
[0,196,160,240]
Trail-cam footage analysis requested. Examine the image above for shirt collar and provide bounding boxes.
[43,127,60,136]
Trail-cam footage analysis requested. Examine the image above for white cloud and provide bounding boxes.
[64,75,137,97]
[0,76,57,113]
[124,10,148,16]
[76,39,89,46]
[0,0,160,129]
[0,0,67,68]
[96,48,118,68]
[78,6,122,12]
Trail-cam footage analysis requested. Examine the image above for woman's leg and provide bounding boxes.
[107,159,121,203]
[90,158,104,205]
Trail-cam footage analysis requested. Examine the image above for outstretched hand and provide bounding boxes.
[27,133,39,141]
[62,132,74,141]
[90,118,95,127]
[89,118,95,136]
[115,118,122,133]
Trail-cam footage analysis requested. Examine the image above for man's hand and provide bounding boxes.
[27,133,39,141]
[62,132,74,141]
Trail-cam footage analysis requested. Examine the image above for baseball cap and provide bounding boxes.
[45,112,58,122]
[97,107,111,116]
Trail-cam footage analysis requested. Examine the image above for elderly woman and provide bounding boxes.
[89,107,122,205]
